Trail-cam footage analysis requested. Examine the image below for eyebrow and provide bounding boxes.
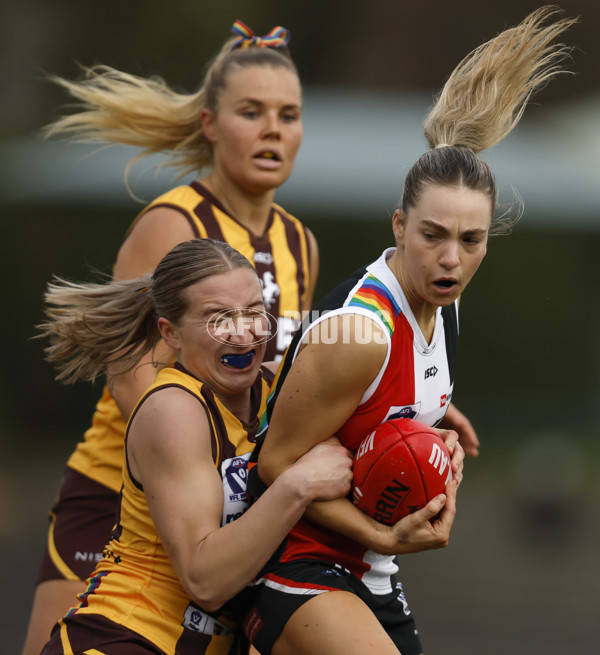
[201,299,265,316]
[420,219,488,237]
[236,98,302,111]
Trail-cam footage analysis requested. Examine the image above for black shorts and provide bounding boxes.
[237,559,422,655]
[36,466,119,584]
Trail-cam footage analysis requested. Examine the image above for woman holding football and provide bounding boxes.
[241,8,575,655]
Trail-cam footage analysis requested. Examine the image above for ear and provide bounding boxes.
[392,209,406,246]
[158,317,182,351]
[200,108,217,144]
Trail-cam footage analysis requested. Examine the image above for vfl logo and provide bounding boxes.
[225,457,248,496]
[261,271,280,310]
[428,443,452,485]
[424,365,438,380]
[183,603,230,635]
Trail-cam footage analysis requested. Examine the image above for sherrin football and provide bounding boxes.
[352,418,452,525]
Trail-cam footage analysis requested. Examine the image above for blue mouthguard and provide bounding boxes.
[221,350,255,369]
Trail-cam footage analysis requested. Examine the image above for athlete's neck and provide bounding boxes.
[201,172,276,237]
[386,249,437,343]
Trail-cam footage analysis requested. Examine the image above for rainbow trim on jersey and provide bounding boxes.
[347,275,401,337]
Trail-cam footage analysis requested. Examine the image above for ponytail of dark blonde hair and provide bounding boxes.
[38,239,255,384]
[402,6,576,233]
[43,28,298,184]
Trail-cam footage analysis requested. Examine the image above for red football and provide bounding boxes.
[352,418,452,525]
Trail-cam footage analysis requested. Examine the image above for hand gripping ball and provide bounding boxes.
[352,418,452,525]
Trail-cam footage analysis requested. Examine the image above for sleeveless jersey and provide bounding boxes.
[67,181,313,492]
[68,363,272,655]
[253,248,459,595]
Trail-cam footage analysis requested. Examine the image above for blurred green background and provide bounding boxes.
[1,1,599,653]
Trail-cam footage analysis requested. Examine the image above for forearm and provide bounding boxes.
[303,496,395,555]
[180,472,313,611]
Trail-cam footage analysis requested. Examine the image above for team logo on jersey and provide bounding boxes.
[254,251,274,265]
[261,271,280,309]
[384,404,420,421]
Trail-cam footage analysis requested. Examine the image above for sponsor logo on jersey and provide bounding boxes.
[253,251,274,265]
[440,394,447,408]
[424,365,438,379]
[74,551,103,563]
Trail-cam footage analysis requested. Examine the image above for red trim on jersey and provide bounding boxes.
[337,312,416,451]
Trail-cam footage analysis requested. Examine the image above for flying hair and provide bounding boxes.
[424,5,576,152]
[42,23,297,190]
[37,239,255,384]
[402,6,576,233]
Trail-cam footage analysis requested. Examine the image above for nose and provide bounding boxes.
[439,240,460,269]
[261,111,281,139]
[228,316,257,346]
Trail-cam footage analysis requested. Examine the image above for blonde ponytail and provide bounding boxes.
[402,6,575,231]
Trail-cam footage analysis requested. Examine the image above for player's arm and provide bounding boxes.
[128,388,352,612]
[258,314,386,480]
[439,402,479,457]
[107,206,197,419]
[258,314,457,556]
[258,315,406,552]
[304,227,319,309]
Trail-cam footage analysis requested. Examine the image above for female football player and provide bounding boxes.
[36,238,353,654]
[21,19,317,655]
[242,8,575,655]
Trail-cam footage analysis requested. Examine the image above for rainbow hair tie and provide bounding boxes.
[230,19,290,50]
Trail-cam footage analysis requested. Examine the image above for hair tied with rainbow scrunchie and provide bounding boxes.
[230,19,290,50]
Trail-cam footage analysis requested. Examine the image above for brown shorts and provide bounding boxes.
[41,613,164,654]
[36,466,119,584]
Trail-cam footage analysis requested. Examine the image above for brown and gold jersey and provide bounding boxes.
[69,363,271,655]
[67,182,311,492]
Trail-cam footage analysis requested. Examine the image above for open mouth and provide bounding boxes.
[220,350,256,370]
[254,150,281,162]
[433,279,457,290]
